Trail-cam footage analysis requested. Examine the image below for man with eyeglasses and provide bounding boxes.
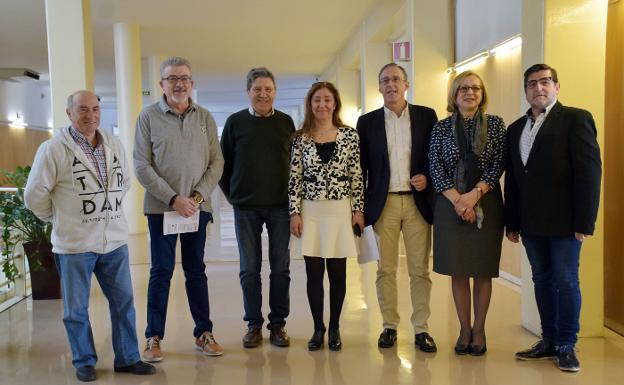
[505,64,601,372]
[134,56,224,361]
[219,67,295,348]
[356,63,439,352]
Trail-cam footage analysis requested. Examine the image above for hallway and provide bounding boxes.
[2,238,623,385]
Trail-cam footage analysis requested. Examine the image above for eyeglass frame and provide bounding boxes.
[526,76,554,89]
[161,75,193,84]
[457,85,483,94]
[379,76,406,86]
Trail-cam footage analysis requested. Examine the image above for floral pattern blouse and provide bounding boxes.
[288,126,364,215]
[429,114,506,192]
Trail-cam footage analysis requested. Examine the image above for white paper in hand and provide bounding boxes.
[163,211,200,235]
[358,225,380,264]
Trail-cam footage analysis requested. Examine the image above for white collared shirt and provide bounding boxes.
[520,99,557,165]
[248,106,275,117]
[384,104,412,192]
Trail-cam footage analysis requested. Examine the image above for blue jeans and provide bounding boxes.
[55,244,140,368]
[234,206,290,329]
[145,211,213,339]
[522,234,582,347]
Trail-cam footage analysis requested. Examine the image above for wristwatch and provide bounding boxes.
[191,191,204,205]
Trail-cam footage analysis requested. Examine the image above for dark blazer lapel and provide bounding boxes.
[408,104,421,167]
[373,107,390,166]
[525,101,562,167]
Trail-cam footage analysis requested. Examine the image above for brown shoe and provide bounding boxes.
[195,331,223,356]
[269,326,290,347]
[143,336,163,362]
[243,327,263,348]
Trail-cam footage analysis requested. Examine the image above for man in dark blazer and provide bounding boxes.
[505,64,601,373]
[357,63,438,352]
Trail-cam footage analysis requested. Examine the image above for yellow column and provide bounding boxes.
[113,23,146,234]
[44,0,94,127]
[406,0,453,118]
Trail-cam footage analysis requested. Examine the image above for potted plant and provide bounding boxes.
[0,166,60,300]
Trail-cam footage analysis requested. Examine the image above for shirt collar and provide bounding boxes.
[248,106,275,117]
[525,98,558,120]
[159,94,196,114]
[69,125,102,148]
[383,103,409,119]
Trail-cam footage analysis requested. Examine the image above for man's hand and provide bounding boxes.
[410,174,427,192]
[172,196,199,217]
[290,214,303,237]
[507,232,520,243]
[574,232,587,242]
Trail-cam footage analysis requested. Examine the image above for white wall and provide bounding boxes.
[0,80,52,129]
[455,0,522,61]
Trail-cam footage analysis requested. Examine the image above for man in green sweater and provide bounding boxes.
[219,67,295,348]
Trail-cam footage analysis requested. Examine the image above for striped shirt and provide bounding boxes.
[69,126,108,189]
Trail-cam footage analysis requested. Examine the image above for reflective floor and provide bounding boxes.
[2,234,624,385]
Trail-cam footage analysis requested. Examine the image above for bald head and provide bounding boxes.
[66,90,101,142]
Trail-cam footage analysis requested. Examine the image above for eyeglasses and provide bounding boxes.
[526,77,553,89]
[162,76,192,84]
[458,85,482,94]
[379,76,405,85]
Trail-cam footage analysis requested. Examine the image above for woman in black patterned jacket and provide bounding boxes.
[428,71,506,356]
[289,81,364,351]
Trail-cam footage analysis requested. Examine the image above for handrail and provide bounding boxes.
[0,187,19,193]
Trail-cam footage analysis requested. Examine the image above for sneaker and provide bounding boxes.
[243,326,263,348]
[143,336,163,362]
[114,360,156,375]
[196,331,223,356]
[76,365,96,382]
[269,326,291,347]
[515,340,556,361]
[556,345,580,372]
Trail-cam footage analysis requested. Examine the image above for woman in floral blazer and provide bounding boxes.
[288,81,364,352]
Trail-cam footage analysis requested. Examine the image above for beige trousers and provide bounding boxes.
[373,193,432,334]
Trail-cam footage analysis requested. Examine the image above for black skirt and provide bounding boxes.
[432,187,504,278]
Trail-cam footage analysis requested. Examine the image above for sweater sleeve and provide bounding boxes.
[24,141,57,222]
[428,120,454,192]
[218,115,235,199]
[192,113,224,201]
[479,115,507,188]
[133,111,178,205]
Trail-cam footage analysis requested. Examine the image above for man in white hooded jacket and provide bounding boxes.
[24,90,155,382]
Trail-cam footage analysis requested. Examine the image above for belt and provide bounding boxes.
[389,191,412,195]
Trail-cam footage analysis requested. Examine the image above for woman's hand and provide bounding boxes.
[352,210,365,232]
[290,214,303,237]
[461,207,476,223]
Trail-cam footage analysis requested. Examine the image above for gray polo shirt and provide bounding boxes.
[134,95,224,214]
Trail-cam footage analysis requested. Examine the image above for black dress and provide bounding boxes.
[428,114,506,277]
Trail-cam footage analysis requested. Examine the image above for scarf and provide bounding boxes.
[452,110,488,228]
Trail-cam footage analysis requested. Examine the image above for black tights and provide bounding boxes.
[304,256,346,331]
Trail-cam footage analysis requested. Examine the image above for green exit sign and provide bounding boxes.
[142,90,150,96]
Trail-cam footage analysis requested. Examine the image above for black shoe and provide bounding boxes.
[308,329,325,351]
[556,345,580,372]
[243,326,263,348]
[328,329,342,351]
[415,332,437,353]
[114,361,156,375]
[515,340,557,361]
[469,344,487,356]
[378,328,397,348]
[454,338,471,355]
[76,365,96,382]
[269,326,291,347]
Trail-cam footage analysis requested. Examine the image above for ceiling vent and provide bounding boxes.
[0,68,40,82]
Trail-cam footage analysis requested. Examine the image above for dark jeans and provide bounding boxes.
[234,206,290,329]
[522,234,582,347]
[145,211,213,339]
